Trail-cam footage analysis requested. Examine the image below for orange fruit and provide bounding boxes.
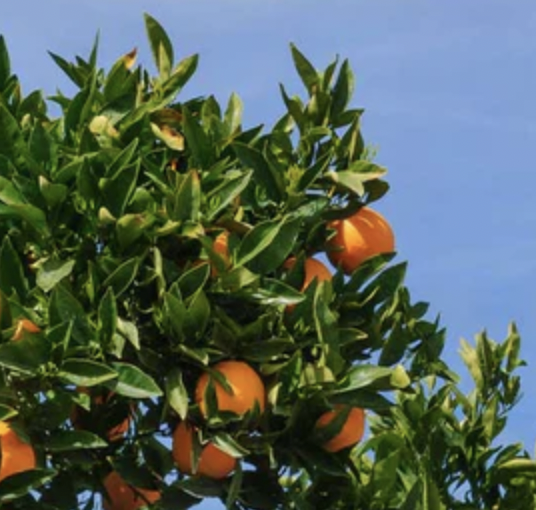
[195,360,265,418]
[283,257,332,312]
[172,421,236,479]
[315,405,365,452]
[0,422,36,482]
[210,231,231,277]
[71,388,132,442]
[327,206,395,274]
[12,319,40,341]
[283,257,332,290]
[102,471,160,510]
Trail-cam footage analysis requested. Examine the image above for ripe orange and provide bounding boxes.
[195,360,265,418]
[283,257,332,312]
[172,421,236,479]
[315,405,365,453]
[327,206,395,274]
[71,388,132,442]
[283,257,332,290]
[102,471,160,510]
[12,319,40,341]
[0,421,36,482]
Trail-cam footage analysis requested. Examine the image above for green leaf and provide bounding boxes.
[232,142,282,203]
[313,282,343,373]
[111,362,163,398]
[239,279,305,307]
[39,176,68,208]
[107,138,139,178]
[164,292,187,342]
[0,236,27,299]
[335,364,410,393]
[184,290,211,340]
[117,317,140,350]
[279,84,306,131]
[182,106,212,169]
[47,430,108,451]
[0,203,49,236]
[290,43,318,95]
[223,93,243,138]
[100,159,141,218]
[235,218,284,267]
[360,262,406,306]
[0,469,56,503]
[47,321,73,365]
[0,104,20,161]
[98,287,117,347]
[330,390,393,411]
[170,170,201,221]
[331,59,355,120]
[36,259,75,293]
[205,170,252,221]
[116,213,154,250]
[166,368,189,420]
[59,359,118,386]
[102,257,140,298]
[29,122,56,169]
[0,36,11,90]
[246,216,301,274]
[48,51,84,87]
[297,149,333,191]
[144,13,174,78]
[239,338,295,362]
[161,54,199,99]
[177,263,210,300]
[212,432,249,458]
[49,285,93,345]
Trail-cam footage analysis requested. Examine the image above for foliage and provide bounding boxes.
[0,14,533,509]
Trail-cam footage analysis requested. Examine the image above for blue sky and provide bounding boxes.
[3,1,536,508]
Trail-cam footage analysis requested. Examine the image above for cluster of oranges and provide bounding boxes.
[0,205,394,509]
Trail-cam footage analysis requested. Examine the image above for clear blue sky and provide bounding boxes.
[3,1,536,508]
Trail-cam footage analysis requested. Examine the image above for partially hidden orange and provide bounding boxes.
[0,421,36,482]
[12,319,40,341]
[283,257,332,290]
[172,421,236,479]
[283,257,332,312]
[210,231,231,277]
[102,471,160,510]
[195,360,265,418]
[327,206,395,274]
[315,405,365,453]
[71,388,133,442]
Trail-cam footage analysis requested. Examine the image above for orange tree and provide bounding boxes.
[0,13,534,510]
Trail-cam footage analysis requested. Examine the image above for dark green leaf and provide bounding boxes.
[49,285,93,345]
[144,13,174,78]
[59,359,117,386]
[0,469,56,502]
[0,236,27,299]
[111,362,163,398]
[232,142,282,203]
[290,44,318,95]
[47,430,108,451]
[102,258,140,298]
[331,59,354,120]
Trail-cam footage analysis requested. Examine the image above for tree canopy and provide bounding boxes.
[0,13,533,510]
